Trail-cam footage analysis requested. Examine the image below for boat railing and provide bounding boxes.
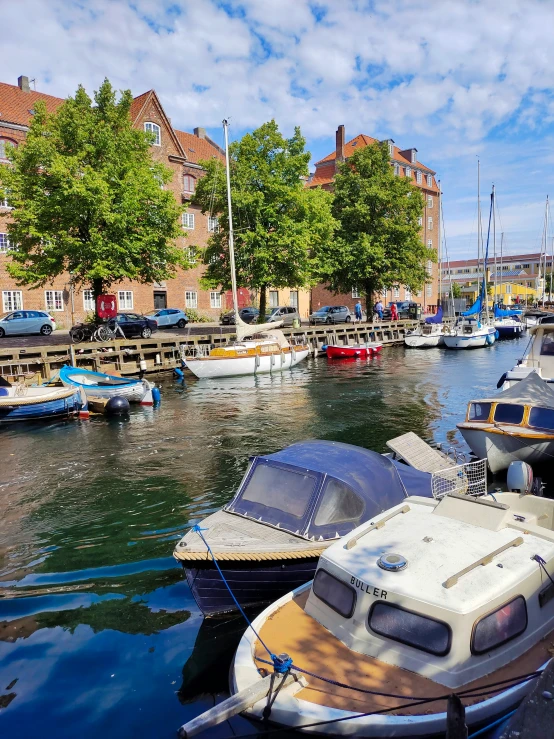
[431,458,488,500]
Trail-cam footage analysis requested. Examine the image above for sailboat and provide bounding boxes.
[444,183,497,349]
[183,121,310,380]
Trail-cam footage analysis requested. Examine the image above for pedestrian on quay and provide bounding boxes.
[355,300,363,322]
[390,302,399,321]
[374,300,384,321]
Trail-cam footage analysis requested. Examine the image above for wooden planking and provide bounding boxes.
[387,431,456,472]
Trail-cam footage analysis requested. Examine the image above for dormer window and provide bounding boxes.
[183,175,196,194]
[405,167,411,178]
[411,150,417,163]
[387,140,394,156]
[427,174,433,187]
[416,171,422,184]
[144,122,161,146]
[393,164,400,176]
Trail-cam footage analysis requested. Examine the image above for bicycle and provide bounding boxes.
[93,320,126,342]
[69,323,96,344]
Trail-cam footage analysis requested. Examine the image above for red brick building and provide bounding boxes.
[309,125,440,315]
[0,75,227,327]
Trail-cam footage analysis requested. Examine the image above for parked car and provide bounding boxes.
[0,310,56,338]
[267,306,300,327]
[146,308,188,328]
[220,307,262,325]
[111,313,158,339]
[309,305,352,325]
[383,301,421,320]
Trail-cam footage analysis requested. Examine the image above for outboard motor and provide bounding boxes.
[506,461,534,495]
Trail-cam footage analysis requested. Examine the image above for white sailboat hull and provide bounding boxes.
[443,326,496,349]
[459,426,554,473]
[404,331,444,348]
[184,348,309,379]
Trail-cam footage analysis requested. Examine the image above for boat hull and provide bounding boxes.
[0,389,86,424]
[232,584,545,737]
[443,328,496,349]
[495,323,525,339]
[60,366,153,404]
[458,425,554,473]
[326,343,382,359]
[182,558,319,616]
[404,333,444,348]
[184,348,309,379]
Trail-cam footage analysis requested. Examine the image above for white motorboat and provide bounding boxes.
[182,119,309,380]
[459,371,554,473]
[224,489,554,737]
[443,316,497,349]
[404,307,445,348]
[500,320,554,389]
[59,365,155,404]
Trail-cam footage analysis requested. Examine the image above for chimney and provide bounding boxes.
[18,75,30,92]
[194,127,206,139]
[335,125,345,163]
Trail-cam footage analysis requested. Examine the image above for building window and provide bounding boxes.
[394,164,400,176]
[506,284,512,294]
[0,197,10,209]
[2,290,22,312]
[183,175,196,194]
[428,239,433,249]
[427,174,433,187]
[118,290,134,310]
[416,171,422,184]
[208,216,219,232]
[144,122,161,146]
[186,291,198,309]
[426,283,432,297]
[351,287,361,298]
[0,233,11,253]
[418,217,423,227]
[428,217,433,230]
[411,150,417,163]
[83,289,94,311]
[426,260,433,275]
[523,263,530,269]
[388,141,394,156]
[186,247,197,264]
[427,196,433,208]
[269,290,279,308]
[182,212,195,230]
[393,286,400,299]
[405,287,411,300]
[289,290,299,308]
[0,138,16,161]
[210,291,222,309]
[45,290,64,312]
[405,167,411,178]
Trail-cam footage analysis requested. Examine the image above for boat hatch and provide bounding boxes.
[225,440,427,540]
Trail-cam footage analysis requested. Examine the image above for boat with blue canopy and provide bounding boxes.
[59,365,155,405]
[494,303,525,339]
[404,305,445,348]
[174,439,441,616]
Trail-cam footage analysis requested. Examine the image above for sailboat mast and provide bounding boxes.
[493,184,497,307]
[477,159,482,287]
[438,180,442,309]
[223,119,239,318]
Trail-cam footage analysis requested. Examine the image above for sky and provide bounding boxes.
[3,0,554,260]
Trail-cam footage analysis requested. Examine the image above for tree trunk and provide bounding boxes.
[92,278,104,322]
[258,285,267,323]
[364,278,376,319]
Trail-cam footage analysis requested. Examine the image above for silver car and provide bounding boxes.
[309,305,352,325]
[146,308,188,328]
[0,310,56,337]
[267,306,300,327]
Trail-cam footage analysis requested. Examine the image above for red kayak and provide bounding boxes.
[326,342,383,359]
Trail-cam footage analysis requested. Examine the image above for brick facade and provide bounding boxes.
[0,77,230,328]
[308,126,440,314]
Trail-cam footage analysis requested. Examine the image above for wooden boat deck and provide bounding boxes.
[254,591,553,716]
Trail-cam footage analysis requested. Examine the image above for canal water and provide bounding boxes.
[0,337,532,737]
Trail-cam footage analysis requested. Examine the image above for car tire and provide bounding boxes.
[141,327,152,338]
[40,324,53,336]
[177,319,186,328]
[0,327,4,338]
[325,317,332,324]
[345,315,351,322]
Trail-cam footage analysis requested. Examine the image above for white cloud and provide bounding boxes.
[3,0,554,256]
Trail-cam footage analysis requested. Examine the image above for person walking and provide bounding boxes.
[374,300,384,321]
[390,302,399,321]
[355,300,363,323]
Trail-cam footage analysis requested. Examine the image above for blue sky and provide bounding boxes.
[4,0,554,259]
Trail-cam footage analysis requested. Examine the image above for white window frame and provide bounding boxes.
[83,289,94,312]
[405,287,411,300]
[426,260,433,275]
[269,290,279,309]
[289,290,299,308]
[426,283,433,297]
[118,290,134,310]
[428,238,433,249]
[186,247,197,264]
[2,290,22,312]
[183,175,196,194]
[416,171,422,184]
[405,166,411,178]
[411,150,417,164]
[418,217,423,227]
[45,289,64,312]
[0,233,11,252]
[185,291,198,309]
[210,291,222,309]
[182,212,195,230]
[427,174,433,187]
[428,217,433,230]
[351,287,361,298]
[144,122,161,146]
[388,141,394,156]
[0,197,10,209]
[427,196,433,208]
[208,216,219,232]
[393,286,400,299]
[393,163,400,176]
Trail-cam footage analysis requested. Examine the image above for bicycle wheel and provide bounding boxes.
[95,325,112,342]
[70,327,85,344]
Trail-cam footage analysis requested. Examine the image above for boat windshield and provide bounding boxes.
[493,403,525,425]
[528,407,554,432]
[469,402,491,421]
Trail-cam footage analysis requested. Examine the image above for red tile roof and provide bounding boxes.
[445,253,543,268]
[174,129,225,165]
[315,134,379,165]
[0,82,63,126]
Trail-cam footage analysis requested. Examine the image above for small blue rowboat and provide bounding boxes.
[0,383,88,424]
[59,365,155,405]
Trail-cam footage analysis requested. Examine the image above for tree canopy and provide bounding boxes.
[192,119,335,319]
[0,79,188,302]
[313,142,435,313]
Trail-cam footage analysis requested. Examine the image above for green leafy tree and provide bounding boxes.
[192,120,335,320]
[314,142,434,315]
[0,79,188,308]
[450,281,462,299]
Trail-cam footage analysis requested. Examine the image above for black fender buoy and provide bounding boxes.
[496,372,507,389]
[105,396,130,416]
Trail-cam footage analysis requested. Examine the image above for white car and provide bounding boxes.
[0,310,56,337]
[145,308,188,328]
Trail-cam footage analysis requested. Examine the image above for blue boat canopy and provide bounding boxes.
[426,306,443,324]
[494,304,523,318]
[461,296,482,317]
[226,440,432,540]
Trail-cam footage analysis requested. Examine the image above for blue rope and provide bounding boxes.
[467,708,517,738]
[192,525,291,673]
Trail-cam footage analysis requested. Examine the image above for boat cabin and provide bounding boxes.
[504,323,554,386]
[304,492,554,689]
